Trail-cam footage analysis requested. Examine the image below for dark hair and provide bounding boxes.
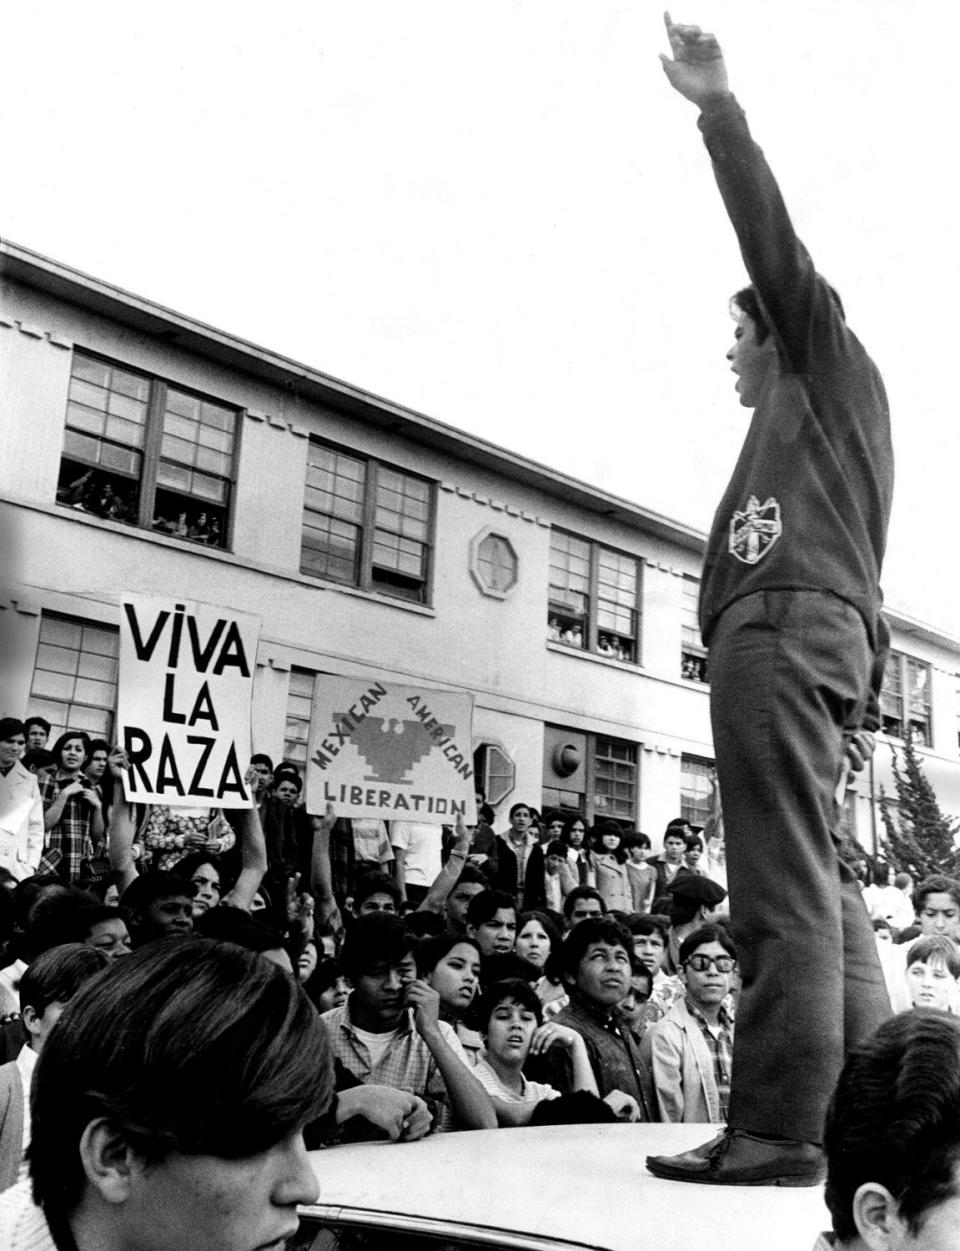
[452,864,488,889]
[250,753,274,772]
[353,871,402,910]
[544,839,567,859]
[916,876,960,912]
[23,888,104,959]
[86,738,110,758]
[23,717,51,736]
[592,821,627,863]
[73,903,129,939]
[0,717,25,741]
[906,934,960,979]
[562,886,606,921]
[824,1010,960,1241]
[403,911,445,939]
[625,912,671,944]
[508,802,532,820]
[416,932,482,975]
[624,832,652,851]
[678,923,736,966]
[629,964,654,995]
[663,823,689,843]
[31,937,332,1219]
[466,890,517,929]
[685,835,704,852]
[560,814,588,844]
[273,770,303,793]
[731,283,844,350]
[340,913,416,982]
[172,852,226,892]
[50,731,92,769]
[19,943,107,1016]
[120,872,196,913]
[195,906,286,954]
[12,875,74,934]
[517,910,563,985]
[477,977,543,1031]
[559,916,633,980]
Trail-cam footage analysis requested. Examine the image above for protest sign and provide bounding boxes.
[306,675,476,824]
[117,595,260,808]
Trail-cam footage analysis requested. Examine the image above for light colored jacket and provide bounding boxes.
[0,764,43,881]
[639,995,726,1124]
[593,855,633,914]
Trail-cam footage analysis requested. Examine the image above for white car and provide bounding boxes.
[294,1124,831,1251]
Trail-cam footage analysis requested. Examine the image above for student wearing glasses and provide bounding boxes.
[640,925,737,1124]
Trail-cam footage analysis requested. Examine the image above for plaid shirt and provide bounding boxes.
[320,997,468,1130]
[37,776,96,883]
[686,996,734,1121]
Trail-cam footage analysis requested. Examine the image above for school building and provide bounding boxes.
[2,239,959,850]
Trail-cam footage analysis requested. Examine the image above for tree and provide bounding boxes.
[879,732,960,880]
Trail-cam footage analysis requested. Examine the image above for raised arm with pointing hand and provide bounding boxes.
[659,12,728,105]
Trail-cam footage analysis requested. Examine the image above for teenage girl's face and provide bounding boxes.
[427,942,481,1012]
[568,822,586,849]
[515,919,550,969]
[59,737,87,772]
[190,863,222,916]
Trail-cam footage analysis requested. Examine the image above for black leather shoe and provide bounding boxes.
[646,1129,825,1186]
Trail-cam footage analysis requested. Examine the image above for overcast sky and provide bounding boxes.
[4,1,957,634]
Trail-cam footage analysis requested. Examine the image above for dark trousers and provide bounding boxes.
[709,590,890,1143]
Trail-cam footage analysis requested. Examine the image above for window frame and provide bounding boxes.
[28,613,120,742]
[681,574,708,683]
[58,349,242,551]
[881,650,933,747]
[547,528,643,665]
[541,726,639,827]
[301,437,435,605]
[680,754,714,828]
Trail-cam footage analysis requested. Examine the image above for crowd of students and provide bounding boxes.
[1,710,957,1185]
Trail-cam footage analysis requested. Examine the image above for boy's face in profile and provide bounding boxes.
[616,972,652,1029]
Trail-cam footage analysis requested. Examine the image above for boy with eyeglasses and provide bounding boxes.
[640,925,736,1124]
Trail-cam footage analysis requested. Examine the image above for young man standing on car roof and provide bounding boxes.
[648,14,893,1187]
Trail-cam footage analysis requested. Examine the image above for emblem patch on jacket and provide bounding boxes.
[728,496,782,564]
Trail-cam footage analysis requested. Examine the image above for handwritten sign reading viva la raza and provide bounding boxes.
[117,595,260,808]
[306,675,476,824]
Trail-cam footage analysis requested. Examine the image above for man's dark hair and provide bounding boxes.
[562,886,606,921]
[663,822,689,842]
[678,923,736,966]
[23,716,51,736]
[250,752,274,773]
[19,943,107,1017]
[685,835,704,852]
[559,916,633,980]
[195,906,286,954]
[466,890,517,929]
[340,912,416,982]
[915,875,960,912]
[353,871,402,910]
[824,1010,960,1242]
[732,283,844,349]
[120,872,196,914]
[31,937,332,1222]
[625,912,671,944]
[403,910,445,939]
[452,864,488,889]
[86,738,110,758]
[544,839,567,859]
[508,802,531,820]
[477,977,543,1031]
[273,769,303,793]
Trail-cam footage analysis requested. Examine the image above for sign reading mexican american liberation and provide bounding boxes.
[117,594,260,808]
[306,675,476,825]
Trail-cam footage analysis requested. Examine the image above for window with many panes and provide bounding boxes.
[881,651,933,746]
[680,755,714,827]
[56,351,239,549]
[542,730,638,826]
[28,615,119,740]
[681,575,707,683]
[547,531,642,663]
[301,441,433,603]
[283,669,317,771]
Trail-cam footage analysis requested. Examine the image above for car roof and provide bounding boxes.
[305,1123,831,1251]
